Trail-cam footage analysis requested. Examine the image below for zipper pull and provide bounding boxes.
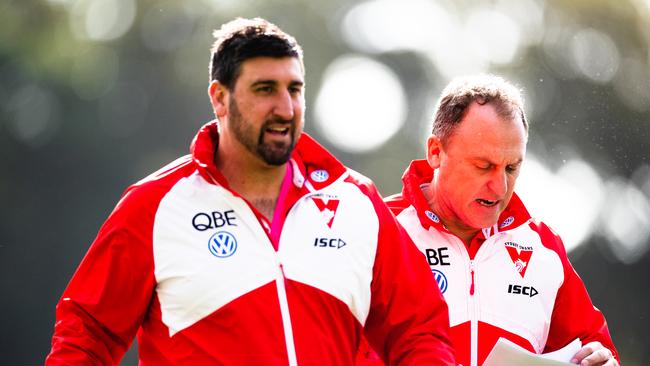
[469,260,475,295]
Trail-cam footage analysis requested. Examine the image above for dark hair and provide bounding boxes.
[209,17,304,89]
[432,74,528,145]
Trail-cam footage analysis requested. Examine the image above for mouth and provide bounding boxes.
[265,124,291,136]
[476,198,498,207]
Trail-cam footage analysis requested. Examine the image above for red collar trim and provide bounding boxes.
[400,159,531,235]
[190,120,348,191]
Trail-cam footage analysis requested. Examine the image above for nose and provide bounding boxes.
[273,90,296,121]
[488,169,508,197]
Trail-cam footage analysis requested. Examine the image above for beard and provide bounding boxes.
[229,97,299,166]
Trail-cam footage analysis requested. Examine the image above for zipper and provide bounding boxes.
[275,261,298,366]
[469,259,478,366]
[469,261,475,295]
[205,167,300,365]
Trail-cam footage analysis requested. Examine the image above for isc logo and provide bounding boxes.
[508,284,538,297]
[313,237,347,249]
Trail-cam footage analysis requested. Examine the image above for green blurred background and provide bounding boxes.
[1,0,648,364]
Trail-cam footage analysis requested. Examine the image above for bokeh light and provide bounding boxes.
[4,84,60,147]
[464,9,521,65]
[517,155,603,252]
[602,178,650,264]
[613,57,650,112]
[69,0,136,42]
[570,28,620,83]
[314,55,406,153]
[340,0,452,54]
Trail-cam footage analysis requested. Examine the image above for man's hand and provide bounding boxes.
[570,341,618,366]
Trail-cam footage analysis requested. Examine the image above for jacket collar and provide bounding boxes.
[190,120,348,191]
[400,159,531,236]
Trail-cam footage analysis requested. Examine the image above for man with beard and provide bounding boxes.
[46,18,455,365]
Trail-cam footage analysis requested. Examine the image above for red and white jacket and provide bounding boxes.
[46,122,455,366]
[382,160,619,366]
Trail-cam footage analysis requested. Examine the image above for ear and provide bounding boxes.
[426,135,443,169]
[208,81,228,118]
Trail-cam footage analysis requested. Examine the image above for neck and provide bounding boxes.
[421,182,478,245]
[216,149,288,220]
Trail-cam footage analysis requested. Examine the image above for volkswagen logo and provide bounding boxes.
[208,231,238,258]
[310,170,329,183]
[432,269,448,294]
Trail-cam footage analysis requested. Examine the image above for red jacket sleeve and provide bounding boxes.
[361,184,456,365]
[534,221,620,362]
[46,186,157,365]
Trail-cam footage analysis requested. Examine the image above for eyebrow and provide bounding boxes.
[472,157,524,165]
[251,80,304,88]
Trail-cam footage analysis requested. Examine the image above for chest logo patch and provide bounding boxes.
[208,231,238,258]
[500,216,514,228]
[432,269,448,294]
[504,241,533,278]
[310,169,329,183]
[311,197,340,228]
[425,210,440,223]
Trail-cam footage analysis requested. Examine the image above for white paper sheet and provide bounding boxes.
[483,338,582,366]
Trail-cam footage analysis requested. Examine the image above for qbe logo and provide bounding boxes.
[208,231,237,258]
[432,269,448,294]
